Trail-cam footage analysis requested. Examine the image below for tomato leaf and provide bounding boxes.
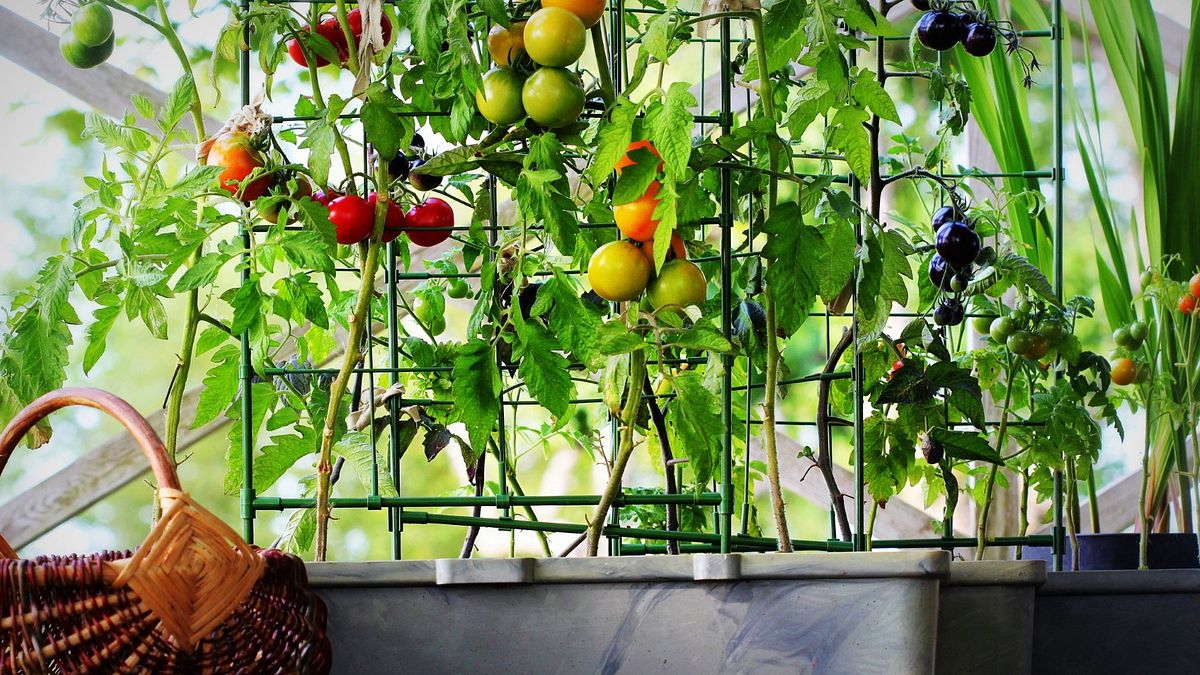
[83,304,120,375]
[453,339,501,452]
[514,318,573,419]
[229,279,265,336]
[542,270,604,367]
[194,344,241,428]
[587,97,639,186]
[649,82,696,180]
[829,106,872,182]
[931,428,1002,465]
[361,86,415,161]
[333,429,401,498]
[175,251,231,291]
[667,370,724,487]
[852,71,900,123]
[744,0,808,80]
[761,201,823,334]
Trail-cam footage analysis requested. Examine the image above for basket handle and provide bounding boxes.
[0,386,182,494]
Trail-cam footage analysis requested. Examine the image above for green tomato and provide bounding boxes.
[1140,270,1155,290]
[1017,299,1035,314]
[646,259,707,311]
[71,2,114,47]
[475,68,526,125]
[1128,320,1149,343]
[972,315,994,335]
[447,279,470,299]
[1006,330,1035,355]
[1113,327,1136,350]
[521,67,585,128]
[1008,309,1029,326]
[989,316,1015,342]
[59,27,114,69]
[414,296,446,336]
[1036,319,1068,343]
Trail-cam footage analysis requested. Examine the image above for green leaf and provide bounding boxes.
[998,252,1063,309]
[160,75,197,134]
[222,383,277,495]
[829,107,872,181]
[230,279,264,336]
[667,371,724,486]
[280,230,335,273]
[670,325,734,353]
[931,428,1002,464]
[276,506,316,555]
[514,319,573,419]
[817,218,855,302]
[475,0,508,25]
[175,251,230,291]
[253,428,315,492]
[761,201,823,334]
[648,83,696,179]
[612,151,658,205]
[401,0,445,62]
[361,86,415,161]
[745,0,808,80]
[333,429,400,498]
[194,344,240,428]
[595,321,649,355]
[852,72,900,123]
[452,339,500,451]
[83,304,120,374]
[927,362,984,429]
[542,271,604,367]
[586,97,638,185]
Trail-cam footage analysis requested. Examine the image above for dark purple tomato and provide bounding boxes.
[912,0,931,9]
[934,299,966,326]
[928,254,950,289]
[962,22,998,57]
[917,11,964,51]
[932,205,964,230]
[935,222,982,268]
[388,153,412,181]
[922,438,944,464]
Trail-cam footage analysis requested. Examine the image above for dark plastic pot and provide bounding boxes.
[1024,532,1199,570]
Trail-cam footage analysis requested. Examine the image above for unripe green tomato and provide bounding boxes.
[1113,327,1136,350]
[447,279,470,299]
[60,27,114,68]
[949,274,968,292]
[414,296,446,336]
[1006,330,1034,355]
[521,67,585,128]
[475,68,526,125]
[972,315,994,335]
[1036,319,1068,343]
[1128,320,1149,344]
[989,316,1015,342]
[1008,309,1029,326]
[647,259,707,310]
[1140,270,1155,290]
[71,2,114,47]
[1017,299,1035,314]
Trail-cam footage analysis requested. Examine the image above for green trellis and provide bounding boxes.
[235,0,1066,569]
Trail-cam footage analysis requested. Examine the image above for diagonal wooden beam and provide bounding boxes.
[0,4,221,134]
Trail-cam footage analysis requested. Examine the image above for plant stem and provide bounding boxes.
[976,353,1017,560]
[164,252,201,465]
[586,348,646,556]
[1139,393,1154,569]
[591,24,615,107]
[333,0,361,74]
[818,329,854,541]
[1086,464,1100,533]
[762,296,792,552]
[644,376,679,555]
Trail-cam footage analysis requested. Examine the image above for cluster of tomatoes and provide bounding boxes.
[1109,319,1149,386]
[587,142,707,310]
[977,298,1070,362]
[913,0,1001,57]
[1178,273,1200,316]
[476,0,601,128]
[59,1,115,69]
[927,205,983,326]
[285,8,390,69]
[205,128,453,248]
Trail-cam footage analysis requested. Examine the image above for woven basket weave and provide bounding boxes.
[0,388,331,674]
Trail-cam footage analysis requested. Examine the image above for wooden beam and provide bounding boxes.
[0,4,221,134]
[1034,469,1141,535]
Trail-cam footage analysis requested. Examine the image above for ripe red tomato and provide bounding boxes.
[327,195,374,245]
[367,192,406,243]
[287,21,343,67]
[405,198,454,247]
[207,132,272,202]
[1180,294,1197,316]
[1190,273,1200,300]
[346,9,393,48]
[541,0,606,28]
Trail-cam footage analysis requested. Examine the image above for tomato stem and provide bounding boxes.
[591,24,615,107]
[586,339,646,556]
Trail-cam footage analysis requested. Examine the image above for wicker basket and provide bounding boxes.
[0,388,331,674]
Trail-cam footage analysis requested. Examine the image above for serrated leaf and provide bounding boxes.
[670,325,733,353]
[514,320,573,419]
[649,83,696,179]
[83,305,120,374]
[254,429,315,492]
[586,97,638,185]
[830,107,872,181]
[230,279,264,335]
[453,339,500,451]
[333,430,400,498]
[852,73,900,123]
[175,251,231,291]
[761,201,823,334]
[667,371,723,486]
[194,344,240,428]
[931,428,1002,464]
[999,252,1063,308]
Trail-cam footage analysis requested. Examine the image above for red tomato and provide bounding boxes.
[328,195,374,245]
[207,131,272,202]
[313,189,340,206]
[346,8,393,47]
[367,192,406,243]
[1181,294,1197,316]
[286,21,343,68]
[1190,273,1200,300]
[404,198,454,247]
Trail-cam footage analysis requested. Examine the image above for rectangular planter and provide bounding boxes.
[308,551,948,674]
[1033,570,1200,674]
[936,561,1046,675]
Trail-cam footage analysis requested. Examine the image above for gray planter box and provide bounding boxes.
[308,551,948,674]
[1033,570,1200,674]
[936,561,1046,675]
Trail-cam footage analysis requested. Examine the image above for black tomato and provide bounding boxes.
[922,438,945,465]
[917,11,964,52]
[911,0,931,9]
[934,298,966,327]
[928,254,950,289]
[962,22,998,57]
[408,158,444,191]
[519,282,543,321]
[935,221,982,268]
[388,153,412,181]
[932,205,964,230]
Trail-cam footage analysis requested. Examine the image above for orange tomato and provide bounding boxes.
[638,231,686,267]
[1111,358,1137,386]
[1190,273,1200,300]
[207,131,272,202]
[614,181,661,242]
[487,21,526,67]
[615,140,661,175]
[541,0,606,28]
[1180,294,1197,316]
